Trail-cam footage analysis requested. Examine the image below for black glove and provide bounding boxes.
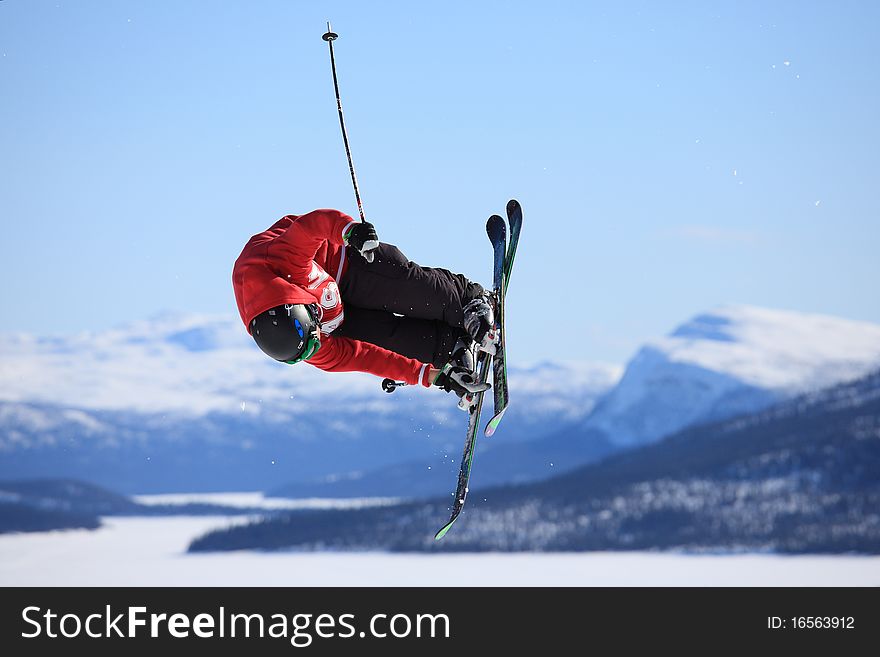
[433,364,490,398]
[345,222,379,263]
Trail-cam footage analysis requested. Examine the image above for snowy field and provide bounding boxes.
[1,513,878,587]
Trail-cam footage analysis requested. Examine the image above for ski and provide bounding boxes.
[485,199,522,436]
[433,201,522,540]
[433,349,492,541]
[484,213,507,435]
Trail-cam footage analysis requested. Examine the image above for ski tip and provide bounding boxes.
[506,199,519,212]
[434,523,454,541]
[485,409,507,437]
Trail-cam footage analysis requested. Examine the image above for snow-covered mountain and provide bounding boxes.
[2,305,879,496]
[0,313,619,493]
[0,312,618,421]
[583,305,880,448]
[241,304,880,499]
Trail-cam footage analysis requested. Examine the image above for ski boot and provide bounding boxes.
[434,335,492,411]
[463,291,499,355]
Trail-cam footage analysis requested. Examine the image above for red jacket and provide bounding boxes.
[233,209,432,387]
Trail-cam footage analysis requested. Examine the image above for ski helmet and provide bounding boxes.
[250,303,321,363]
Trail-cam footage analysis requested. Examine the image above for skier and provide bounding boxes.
[232,209,495,399]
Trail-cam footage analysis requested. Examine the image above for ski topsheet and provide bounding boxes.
[433,348,492,541]
[486,200,521,436]
[434,200,521,540]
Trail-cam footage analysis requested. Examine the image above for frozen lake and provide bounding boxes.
[132,491,402,510]
[1,512,878,586]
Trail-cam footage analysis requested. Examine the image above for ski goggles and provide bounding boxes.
[285,304,322,364]
[285,333,320,364]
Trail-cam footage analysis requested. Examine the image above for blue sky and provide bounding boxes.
[1,1,878,364]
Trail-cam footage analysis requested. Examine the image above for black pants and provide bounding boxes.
[336,243,485,367]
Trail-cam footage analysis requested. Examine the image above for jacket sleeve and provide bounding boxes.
[307,335,433,387]
[270,209,357,283]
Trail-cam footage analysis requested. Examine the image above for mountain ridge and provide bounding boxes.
[582,304,880,448]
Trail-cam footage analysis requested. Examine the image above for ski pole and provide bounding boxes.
[322,22,373,261]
